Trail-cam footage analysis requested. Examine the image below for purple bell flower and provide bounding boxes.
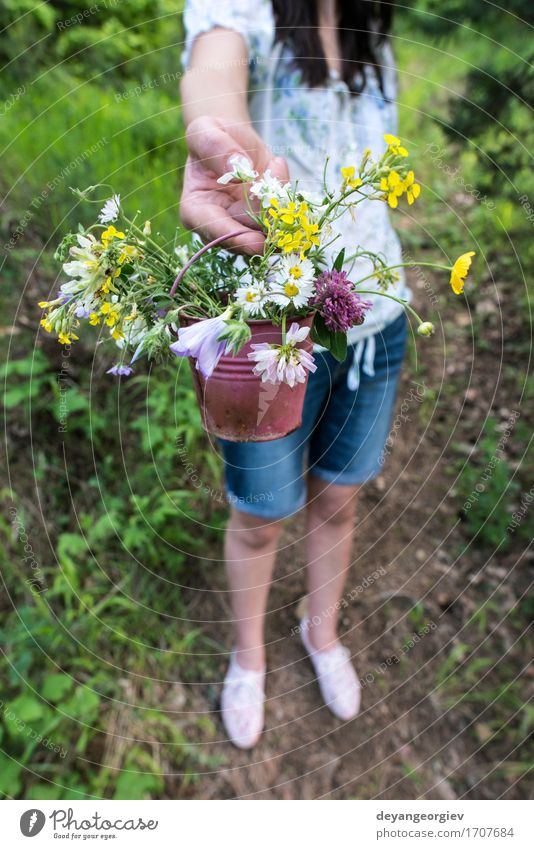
[170,309,232,378]
[107,364,134,377]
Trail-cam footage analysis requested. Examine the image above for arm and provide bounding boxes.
[180,28,288,254]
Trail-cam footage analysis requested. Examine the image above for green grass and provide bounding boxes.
[0,70,186,248]
[0,346,224,798]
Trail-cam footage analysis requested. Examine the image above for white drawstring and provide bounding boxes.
[363,332,376,377]
[347,333,376,391]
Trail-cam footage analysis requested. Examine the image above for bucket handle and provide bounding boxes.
[170,229,251,299]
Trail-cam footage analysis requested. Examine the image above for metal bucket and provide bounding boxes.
[183,315,314,442]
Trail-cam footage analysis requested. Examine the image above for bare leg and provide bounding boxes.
[304,473,361,651]
[224,507,283,671]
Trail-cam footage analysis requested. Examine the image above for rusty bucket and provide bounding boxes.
[182,314,314,442]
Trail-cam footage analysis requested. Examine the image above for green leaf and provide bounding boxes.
[86,513,116,544]
[42,673,73,704]
[329,331,348,362]
[0,352,48,379]
[311,314,347,362]
[333,247,345,271]
[6,694,44,724]
[113,770,163,800]
[62,686,100,721]
[0,754,22,797]
[26,783,62,800]
[3,382,43,409]
[310,313,331,348]
[62,782,91,800]
[57,533,89,561]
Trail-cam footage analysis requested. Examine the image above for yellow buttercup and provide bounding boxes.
[450,252,475,295]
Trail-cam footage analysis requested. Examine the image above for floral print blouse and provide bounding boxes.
[183,0,411,344]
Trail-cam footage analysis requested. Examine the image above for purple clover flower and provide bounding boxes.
[312,270,372,332]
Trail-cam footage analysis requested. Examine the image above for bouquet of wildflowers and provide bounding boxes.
[39,135,475,385]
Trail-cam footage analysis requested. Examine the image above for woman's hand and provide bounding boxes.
[180,115,289,255]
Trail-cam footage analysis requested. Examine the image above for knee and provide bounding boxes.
[228,509,283,550]
[309,486,360,527]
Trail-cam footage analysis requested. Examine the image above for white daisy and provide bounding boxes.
[98,194,121,224]
[217,154,258,185]
[250,170,291,208]
[234,281,271,317]
[270,254,316,309]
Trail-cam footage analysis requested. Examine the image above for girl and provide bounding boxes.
[180,0,409,748]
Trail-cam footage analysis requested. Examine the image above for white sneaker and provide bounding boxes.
[300,619,361,720]
[221,652,265,749]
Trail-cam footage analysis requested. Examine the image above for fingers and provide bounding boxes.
[179,198,265,255]
[180,117,289,255]
[185,115,256,179]
[267,155,290,184]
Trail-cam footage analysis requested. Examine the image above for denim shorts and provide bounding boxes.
[219,312,408,519]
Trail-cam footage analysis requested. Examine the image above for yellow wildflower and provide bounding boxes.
[111,328,125,341]
[118,244,138,264]
[380,170,404,209]
[124,305,138,321]
[340,166,363,190]
[89,313,101,325]
[450,252,475,295]
[100,302,112,314]
[101,225,125,247]
[404,170,421,205]
[40,318,53,332]
[58,332,79,345]
[105,311,119,327]
[384,134,409,157]
[379,168,420,209]
[265,197,320,258]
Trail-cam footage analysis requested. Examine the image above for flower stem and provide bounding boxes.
[355,260,451,288]
[122,214,171,262]
[170,230,250,298]
[357,289,427,326]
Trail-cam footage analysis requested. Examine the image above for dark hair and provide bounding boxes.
[271,0,394,95]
